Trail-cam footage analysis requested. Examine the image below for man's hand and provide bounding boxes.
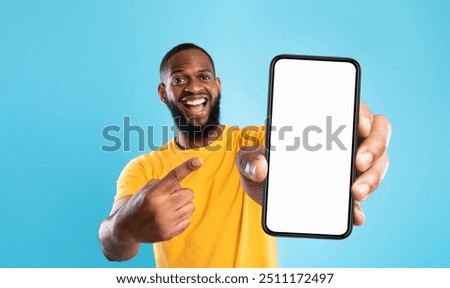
[235,102,391,226]
[235,146,268,205]
[98,157,203,261]
[351,102,391,225]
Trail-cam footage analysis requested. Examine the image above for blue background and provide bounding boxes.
[1,0,449,267]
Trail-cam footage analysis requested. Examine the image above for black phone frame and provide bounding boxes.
[262,54,361,239]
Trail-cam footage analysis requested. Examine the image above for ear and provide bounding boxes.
[157,83,167,103]
[215,77,222,95]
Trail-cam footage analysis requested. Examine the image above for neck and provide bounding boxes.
[174,124,225,150]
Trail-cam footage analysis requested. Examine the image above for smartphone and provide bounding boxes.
[263,55,360,239]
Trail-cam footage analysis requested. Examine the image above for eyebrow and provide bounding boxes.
[170,68,213,76]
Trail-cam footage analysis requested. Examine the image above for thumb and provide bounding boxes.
[236,146,268,182]
[158,157,203,191]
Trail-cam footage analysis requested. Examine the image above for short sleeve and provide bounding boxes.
[115,157,148,201]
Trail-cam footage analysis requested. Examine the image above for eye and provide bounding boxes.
[171,77,187,85]
[199,75,211,81]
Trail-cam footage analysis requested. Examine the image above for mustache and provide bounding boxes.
[180,90,210,99]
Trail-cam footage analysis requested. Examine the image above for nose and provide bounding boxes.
[184,78,203,94]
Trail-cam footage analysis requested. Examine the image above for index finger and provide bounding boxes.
[158,157,203,191]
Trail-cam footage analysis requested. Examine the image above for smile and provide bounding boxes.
[184,98,206,106]
[181,96,209,111]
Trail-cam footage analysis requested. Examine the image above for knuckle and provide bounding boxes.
[179,209,189,220]
[370,171,383,190]
[371,138,387,154]
[375,115,392,133]
[167,169,181,183]
[378,141,387,154]
[176,203,195,223]
[144,194,163,212]
[384,118,392,132]
[376,114,389,124]
[145,179,159,188]
[361,108,373,122]
[171,191,184,204]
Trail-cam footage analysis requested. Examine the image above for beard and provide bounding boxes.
[167,94,221,141]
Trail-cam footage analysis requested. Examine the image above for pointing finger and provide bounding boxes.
[158,157,203,191]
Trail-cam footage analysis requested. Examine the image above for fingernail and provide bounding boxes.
[357,183,370,199]
[192,157,203,168]
[244,162,257,180]
[359,152,373,169]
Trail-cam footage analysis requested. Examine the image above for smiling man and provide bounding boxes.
[160,45,222,149]
[98,43,391,267]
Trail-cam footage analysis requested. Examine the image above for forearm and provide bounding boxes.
[98,215,140,262]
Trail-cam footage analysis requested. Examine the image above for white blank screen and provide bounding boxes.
[265,57,358,237]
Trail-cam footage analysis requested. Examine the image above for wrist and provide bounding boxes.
[111,213,139,246]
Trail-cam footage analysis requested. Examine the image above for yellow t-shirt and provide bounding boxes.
[115,125,277,268]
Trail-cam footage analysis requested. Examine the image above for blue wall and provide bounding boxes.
[1,0,449,267]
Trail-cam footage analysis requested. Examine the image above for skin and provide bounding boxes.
[98,49,391,261]
[158,49,223,150]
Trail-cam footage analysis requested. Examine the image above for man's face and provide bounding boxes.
[158,49,222,137]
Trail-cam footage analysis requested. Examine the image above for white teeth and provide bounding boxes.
[184,98,206,106]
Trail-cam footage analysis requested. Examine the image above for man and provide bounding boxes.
[98,43,391,267]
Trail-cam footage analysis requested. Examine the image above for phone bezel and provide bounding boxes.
[262,54,361,239]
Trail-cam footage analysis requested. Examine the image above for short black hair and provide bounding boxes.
[159,43,216,79]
